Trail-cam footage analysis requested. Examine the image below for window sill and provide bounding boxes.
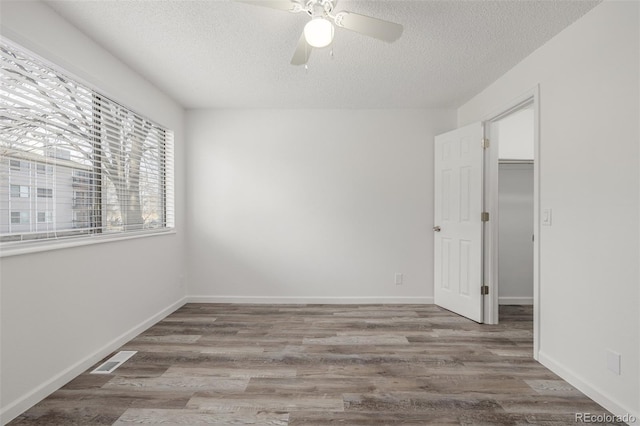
[0,229,177,258]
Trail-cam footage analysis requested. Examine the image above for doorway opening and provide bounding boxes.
[495,106,534,309]
[483,88,540,358]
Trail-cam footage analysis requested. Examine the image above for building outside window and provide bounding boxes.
[1,153,93,235]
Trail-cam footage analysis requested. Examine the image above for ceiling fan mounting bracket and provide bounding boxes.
[304,0,334,17]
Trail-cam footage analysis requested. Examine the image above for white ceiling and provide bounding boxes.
[44,0,600,109]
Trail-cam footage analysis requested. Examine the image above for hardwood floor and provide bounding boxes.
[10,304,619,425]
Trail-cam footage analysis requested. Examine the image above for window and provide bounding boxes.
[36,188,53,198]
[73,190,90,207]
[10,185,30,198]
[1,40,174,245]
[37,164,53,174]
[37,211,53,223]
[10,211,29,224]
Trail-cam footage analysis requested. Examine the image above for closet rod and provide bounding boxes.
[499,159,534,165]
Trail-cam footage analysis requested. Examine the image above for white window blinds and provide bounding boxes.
[0,40,174,244]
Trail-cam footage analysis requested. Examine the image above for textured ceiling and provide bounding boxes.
[44,0,600,109]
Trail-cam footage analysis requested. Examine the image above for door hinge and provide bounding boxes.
[482,138,490,149]
[481,212,490,222]
[481,285,489,295]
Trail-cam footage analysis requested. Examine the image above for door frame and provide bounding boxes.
[482,86,540,359]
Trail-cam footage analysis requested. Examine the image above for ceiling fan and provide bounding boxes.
[238,0,403,65]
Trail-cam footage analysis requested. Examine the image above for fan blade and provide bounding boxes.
[333,11,403,42]
[291,32,312,65]
[236,0,304,13]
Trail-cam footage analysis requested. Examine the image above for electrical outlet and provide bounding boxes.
[542,208,552,226]
[395,273,403,285]
[606,349,621,375]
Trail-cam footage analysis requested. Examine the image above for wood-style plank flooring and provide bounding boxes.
[10,304,619,425]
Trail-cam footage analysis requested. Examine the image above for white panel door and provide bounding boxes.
[434,122,484,323]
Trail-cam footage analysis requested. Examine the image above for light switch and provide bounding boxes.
[395,273,403,285]
[606,349,621,375]
[542,209,552,226]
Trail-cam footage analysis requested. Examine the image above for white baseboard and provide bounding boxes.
[0,296,188,426]
[538,351,639,425]
[186,295,434,305]
[499,297,533,305]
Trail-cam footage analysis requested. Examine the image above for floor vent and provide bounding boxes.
[90,350,137,374]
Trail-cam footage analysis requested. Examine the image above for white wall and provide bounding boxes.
[497,107,534,160]
[186,109,455,303]
[459,0,639,420]
[0,2,186,423]
[498,163,534,304]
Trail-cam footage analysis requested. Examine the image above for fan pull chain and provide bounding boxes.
[330,48,334,59]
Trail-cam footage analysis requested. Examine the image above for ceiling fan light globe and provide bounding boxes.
[304,18,334,48]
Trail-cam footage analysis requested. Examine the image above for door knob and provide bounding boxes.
[433,226,441,232]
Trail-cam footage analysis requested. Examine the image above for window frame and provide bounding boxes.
[36,163,53,174]
[36,188,53,198]
[10,185,30,198]
[0,38,175,257]
[37,211,53,223]
[10,211,30,225]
